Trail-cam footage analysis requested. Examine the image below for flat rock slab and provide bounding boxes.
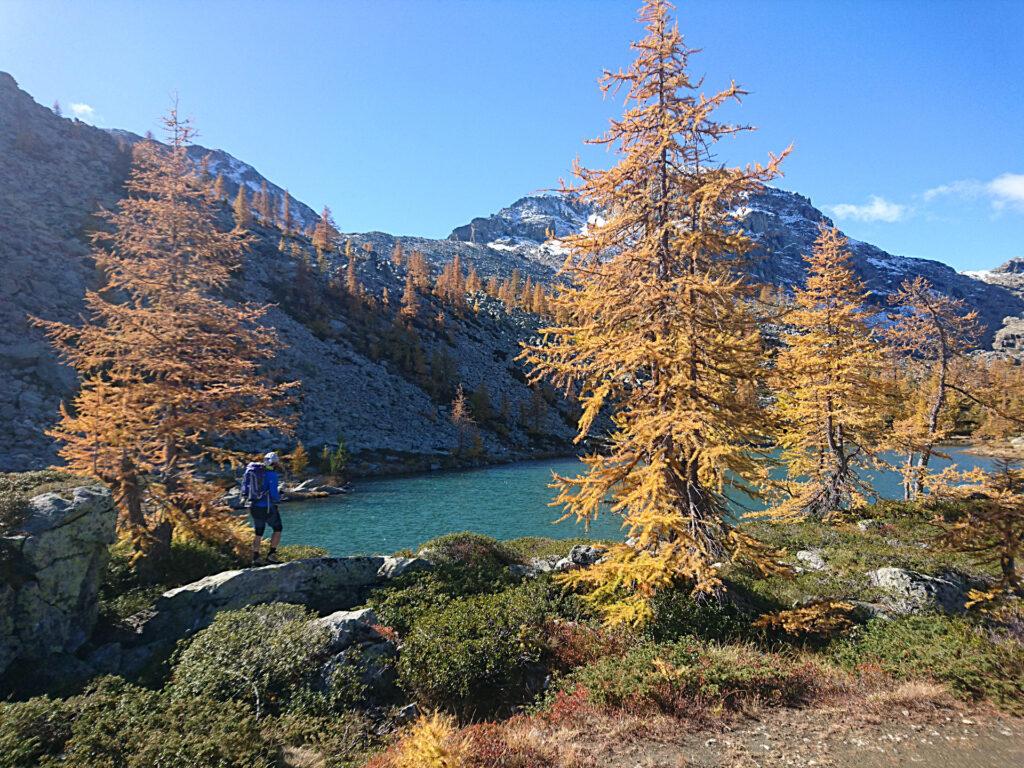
[137,555,429,645]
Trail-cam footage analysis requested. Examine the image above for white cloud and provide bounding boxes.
[827,195,906,223]
[924,173,1024,212]
[69,102,95,118]
[989,173,1024,211]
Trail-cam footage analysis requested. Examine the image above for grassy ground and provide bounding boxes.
[4,499,1023,768]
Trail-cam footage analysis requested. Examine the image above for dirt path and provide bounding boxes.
[536,692,1024,768]
[576,698,1024,768]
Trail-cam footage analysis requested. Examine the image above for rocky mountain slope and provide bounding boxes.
[0,72,577,472]
[1,70,1020,471]
[451,187,1024,348]
[966,258,1024,354]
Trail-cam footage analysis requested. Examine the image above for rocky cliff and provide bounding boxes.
[1,70,1020,472]
[0,485,116,681]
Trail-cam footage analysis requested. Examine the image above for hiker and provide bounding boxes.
[242,451,283,565]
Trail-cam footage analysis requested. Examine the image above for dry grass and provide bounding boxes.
[863,680,959,715]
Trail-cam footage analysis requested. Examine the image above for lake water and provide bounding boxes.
[282,448,998,556]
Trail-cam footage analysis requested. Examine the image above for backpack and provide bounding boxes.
[241,462,269,505]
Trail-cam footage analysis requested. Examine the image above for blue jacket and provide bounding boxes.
[251,469,281,509]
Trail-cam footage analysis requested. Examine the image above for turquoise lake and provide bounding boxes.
[282,448,998,556]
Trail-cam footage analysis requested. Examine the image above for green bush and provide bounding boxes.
[553,638,826,717]
[271,712,377,768]
[829,614,1024,712]
[98,539,239,631]
[396,581,557,717]
[170,603,361,716]
[0,695,75,768]
[365,561,517,636]
[646,588,759,643]
[61,677,275,768]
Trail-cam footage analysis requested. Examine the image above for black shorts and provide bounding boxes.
[250,504,282,536]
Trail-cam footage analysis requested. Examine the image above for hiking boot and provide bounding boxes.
[265,549,281,565]
[251,552,263,567]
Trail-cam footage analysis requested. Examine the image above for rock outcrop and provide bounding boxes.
[866,567,971,615]
[0,485,116,679]
[135,555,430,647]
[314,608,398,699]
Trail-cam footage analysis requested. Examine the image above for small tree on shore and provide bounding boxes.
[519,0,790,624]
[886,277,979,499]
[36,107,296,563]
[768,225,889,520]
[289,442,309,476]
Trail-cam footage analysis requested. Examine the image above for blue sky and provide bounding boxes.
[2,0,1021,271]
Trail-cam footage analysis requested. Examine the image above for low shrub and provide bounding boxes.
[61,677,275,768]
[170,603,361,716]
[551,638,832,719]
[97,539,240,631]
[503,536,602,562]
[365,561,517,636]
[646,588,759,643]
[271,711,378,768]
[542,618,637,671]
[0,694,75,768]
[418,531,518,569]
[829,613,1024,712]
[277,544,330,560]
[396,581,558,717]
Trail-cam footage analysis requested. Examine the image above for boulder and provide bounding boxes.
[314,608,383,651]
[0,485,116,680]
[857,519,884,532]
[796,549,827,572]
[135,556,430,648]
[553,544,607,573]
[312,607,397,700]
[866,567,970,615]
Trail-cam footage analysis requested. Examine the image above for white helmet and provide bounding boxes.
[263,451,279,467]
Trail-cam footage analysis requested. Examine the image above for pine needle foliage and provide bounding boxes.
[767,226,889,521]
[519,0,790,625]
[929,459,1024,595]
[391,712,466,768]
[35,107,296,558]
[753,600,855,639]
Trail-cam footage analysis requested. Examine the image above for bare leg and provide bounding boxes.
[269,530,282,549]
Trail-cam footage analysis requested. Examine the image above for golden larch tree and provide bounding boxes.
[312,205,339,257]
[400,271,420,320]
[466,265,482,294]
[36,108,295,561]
[232,185,251,230]
[769,226,889,520]
[519,0,790,624]
[391,240,405,269]
[280,190,293,234]
[212,172,226,200]
[408,249,430,289]
[930,459,1024,597]
[886,276,979,499]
